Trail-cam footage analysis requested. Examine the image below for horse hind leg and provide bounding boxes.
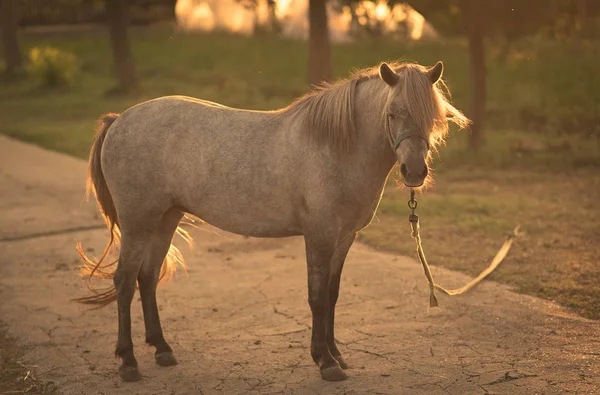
[114,217,161,382]
[138,208,183,367]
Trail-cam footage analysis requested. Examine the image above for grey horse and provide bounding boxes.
[75,60,468,382]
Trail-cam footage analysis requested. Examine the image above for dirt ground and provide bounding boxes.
[1,135,599,395]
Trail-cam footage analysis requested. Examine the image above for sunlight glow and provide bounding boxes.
[374,1,389,21]
[175,0,437,42]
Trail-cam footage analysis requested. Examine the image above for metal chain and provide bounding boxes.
[408,189,419,238]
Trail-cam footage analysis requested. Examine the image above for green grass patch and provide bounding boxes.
[1,26,598,168]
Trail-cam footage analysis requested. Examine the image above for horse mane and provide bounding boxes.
[278,76,360,153]
[279,62,469,154]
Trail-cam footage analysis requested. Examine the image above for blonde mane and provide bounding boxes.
[280,62,469,154]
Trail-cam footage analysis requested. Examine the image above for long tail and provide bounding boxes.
[73,114,194,307]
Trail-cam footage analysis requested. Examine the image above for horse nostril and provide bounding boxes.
[421,166,428,179]
[400,163,408,178]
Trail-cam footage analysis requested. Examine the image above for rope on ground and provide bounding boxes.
[407,189,521,308]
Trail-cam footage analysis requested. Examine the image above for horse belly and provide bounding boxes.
[183,196,303,238]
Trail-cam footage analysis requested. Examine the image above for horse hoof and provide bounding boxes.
[119,365,142,382]
[155,351,178,367]
[320,365,348,381]
[334,355,349,370]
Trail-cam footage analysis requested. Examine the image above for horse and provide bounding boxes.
[75,60,469,382]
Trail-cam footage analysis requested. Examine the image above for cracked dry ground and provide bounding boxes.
[1,136,600,394]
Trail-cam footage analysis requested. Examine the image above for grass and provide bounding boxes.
[1,25,599,319]
[360,169,600,318]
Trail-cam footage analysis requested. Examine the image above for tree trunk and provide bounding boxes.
[267,0,278,31]
[0,0,23,74]
[463,0,486,151]
[308,0,332,85]
[577,0,589,36]
[105,0,137,91]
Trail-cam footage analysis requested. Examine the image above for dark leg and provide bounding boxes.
[114,226,155,382]
[305,236,348,381]
[327,233,356,370]
[138,209,183,367]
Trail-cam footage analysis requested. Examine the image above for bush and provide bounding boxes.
[28,47,78,87]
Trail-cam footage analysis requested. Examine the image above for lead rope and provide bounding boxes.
[408,189,521,308]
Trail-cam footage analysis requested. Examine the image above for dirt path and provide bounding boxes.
[1,135,599,395]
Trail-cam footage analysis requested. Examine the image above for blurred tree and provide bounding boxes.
[308,0,332,84]
[409,0,563,150]
[458,0,485,151]
[0,0,24,74]
[408,0,600,149]
[237,0,258,9]
[105,0,137,91]
[544,0,600,39]
[235,0,280,33]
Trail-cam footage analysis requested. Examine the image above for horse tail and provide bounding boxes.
[73,113,123,306]
[73,114,195,307]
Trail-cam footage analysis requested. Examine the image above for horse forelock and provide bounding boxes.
[395,64,469,154]
[280,62,468,155]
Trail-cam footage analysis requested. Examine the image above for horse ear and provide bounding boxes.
[379,62,399,86]
[427,61,444,84]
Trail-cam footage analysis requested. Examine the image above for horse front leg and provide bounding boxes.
[327,232,357,370]
[305,236,348,381]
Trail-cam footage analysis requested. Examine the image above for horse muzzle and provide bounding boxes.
[400,162,428,187]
